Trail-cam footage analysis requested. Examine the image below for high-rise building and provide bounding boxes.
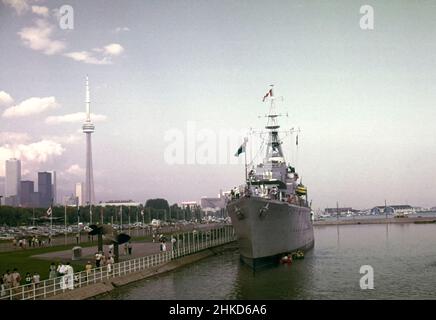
[38,172,52,208]
[75,182,84,206]
[48,170,57,204]
[5,158,21,206]
[82,76,96,205]
[20,180,34,207]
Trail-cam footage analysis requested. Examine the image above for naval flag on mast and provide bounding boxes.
[234,138,248,157]
[262,85,274,102]
[46,206,52,216]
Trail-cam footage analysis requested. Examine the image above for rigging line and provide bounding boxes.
[247,135,266,167]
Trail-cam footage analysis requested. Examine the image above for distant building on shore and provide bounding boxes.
[371,205,414,215]
[324,207,356,215]
[99,200,141,207]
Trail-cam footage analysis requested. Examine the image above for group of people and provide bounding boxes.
[94,251,115,270]
[1,269,41,297]
[12,236,50,250]
[49,262,74,290]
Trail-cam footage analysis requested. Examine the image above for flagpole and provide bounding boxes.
[120,205,123,232]
[64,201,67,245]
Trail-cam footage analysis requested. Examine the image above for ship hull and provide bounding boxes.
[227,196,314,268]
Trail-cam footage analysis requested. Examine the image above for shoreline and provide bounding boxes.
[313,216,436,226]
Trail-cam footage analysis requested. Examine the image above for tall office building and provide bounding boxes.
[5,158,21,206]
[20,180,34,207]
[48,170,57,204]
[38,172,52,208]
[75,182,84,206]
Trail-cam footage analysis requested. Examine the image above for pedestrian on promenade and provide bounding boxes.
[124,243,128,256]
[48,235,52,245]
[49,262,57,279]
[171,236,177,250]
[95,252,102,268]
[128,242,132,255]
[76,233,80,244]
[32,272,40,289]
[11,269,21,288]
[65,263,74,290]
[12,238,17,249]
[0,275,5,297]
[107,256,114,274]
[24,272,32,298]
[3,270,12,292]
[85,261,92,281]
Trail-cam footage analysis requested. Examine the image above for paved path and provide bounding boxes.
[32,241,171,264]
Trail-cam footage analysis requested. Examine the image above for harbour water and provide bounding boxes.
[99,223,436,300]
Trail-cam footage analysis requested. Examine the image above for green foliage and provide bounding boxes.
[145,198,170,211]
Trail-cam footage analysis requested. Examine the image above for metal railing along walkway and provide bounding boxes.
[0,225,236,300]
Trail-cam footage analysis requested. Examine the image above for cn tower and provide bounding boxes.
[82,76,95,205]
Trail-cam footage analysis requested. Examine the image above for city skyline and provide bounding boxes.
[1,1,436,211]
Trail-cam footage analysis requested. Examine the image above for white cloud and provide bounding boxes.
[115,27,130,33]
[45,112,107,124]
[31,5,49,17]
[2,0,29,15]
[65,43,124,65]
[64,51,111,65]
[65,164,85,176]
[104,43,124,56]
[0,91,14,106]
[0,139,65,175]
[0,132,31,144]
[18,19,66,55]
[2,96,58,118]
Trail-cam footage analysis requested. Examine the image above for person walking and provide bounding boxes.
[95,252,102,268]
[85,261,93,282]
[171,236,177,250]
[11,269,21,288]
[107,256,114,274]
[24,272,32,298]
[0,275,5,297]
[65,263,74,290]
[49,262,57,279]
[32,272,40,289]
[128,242,132,255]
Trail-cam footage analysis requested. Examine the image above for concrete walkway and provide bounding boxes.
[32,241,174,265]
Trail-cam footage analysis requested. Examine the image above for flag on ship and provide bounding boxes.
[235,138,248,157]
[262,85,274,102]
[46,207,52,216]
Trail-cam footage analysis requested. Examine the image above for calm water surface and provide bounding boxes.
[99,223,436,299]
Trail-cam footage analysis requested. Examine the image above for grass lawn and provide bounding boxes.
[0,242,98,284]
[0,232,175,285]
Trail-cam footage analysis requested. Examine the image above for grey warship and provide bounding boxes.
[226,87,314,268]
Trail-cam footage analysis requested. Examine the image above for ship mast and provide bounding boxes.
[264,85,285,162]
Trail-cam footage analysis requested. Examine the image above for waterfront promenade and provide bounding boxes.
[0,224,236,300]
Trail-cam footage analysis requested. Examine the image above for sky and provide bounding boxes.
[1,0,436,211]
